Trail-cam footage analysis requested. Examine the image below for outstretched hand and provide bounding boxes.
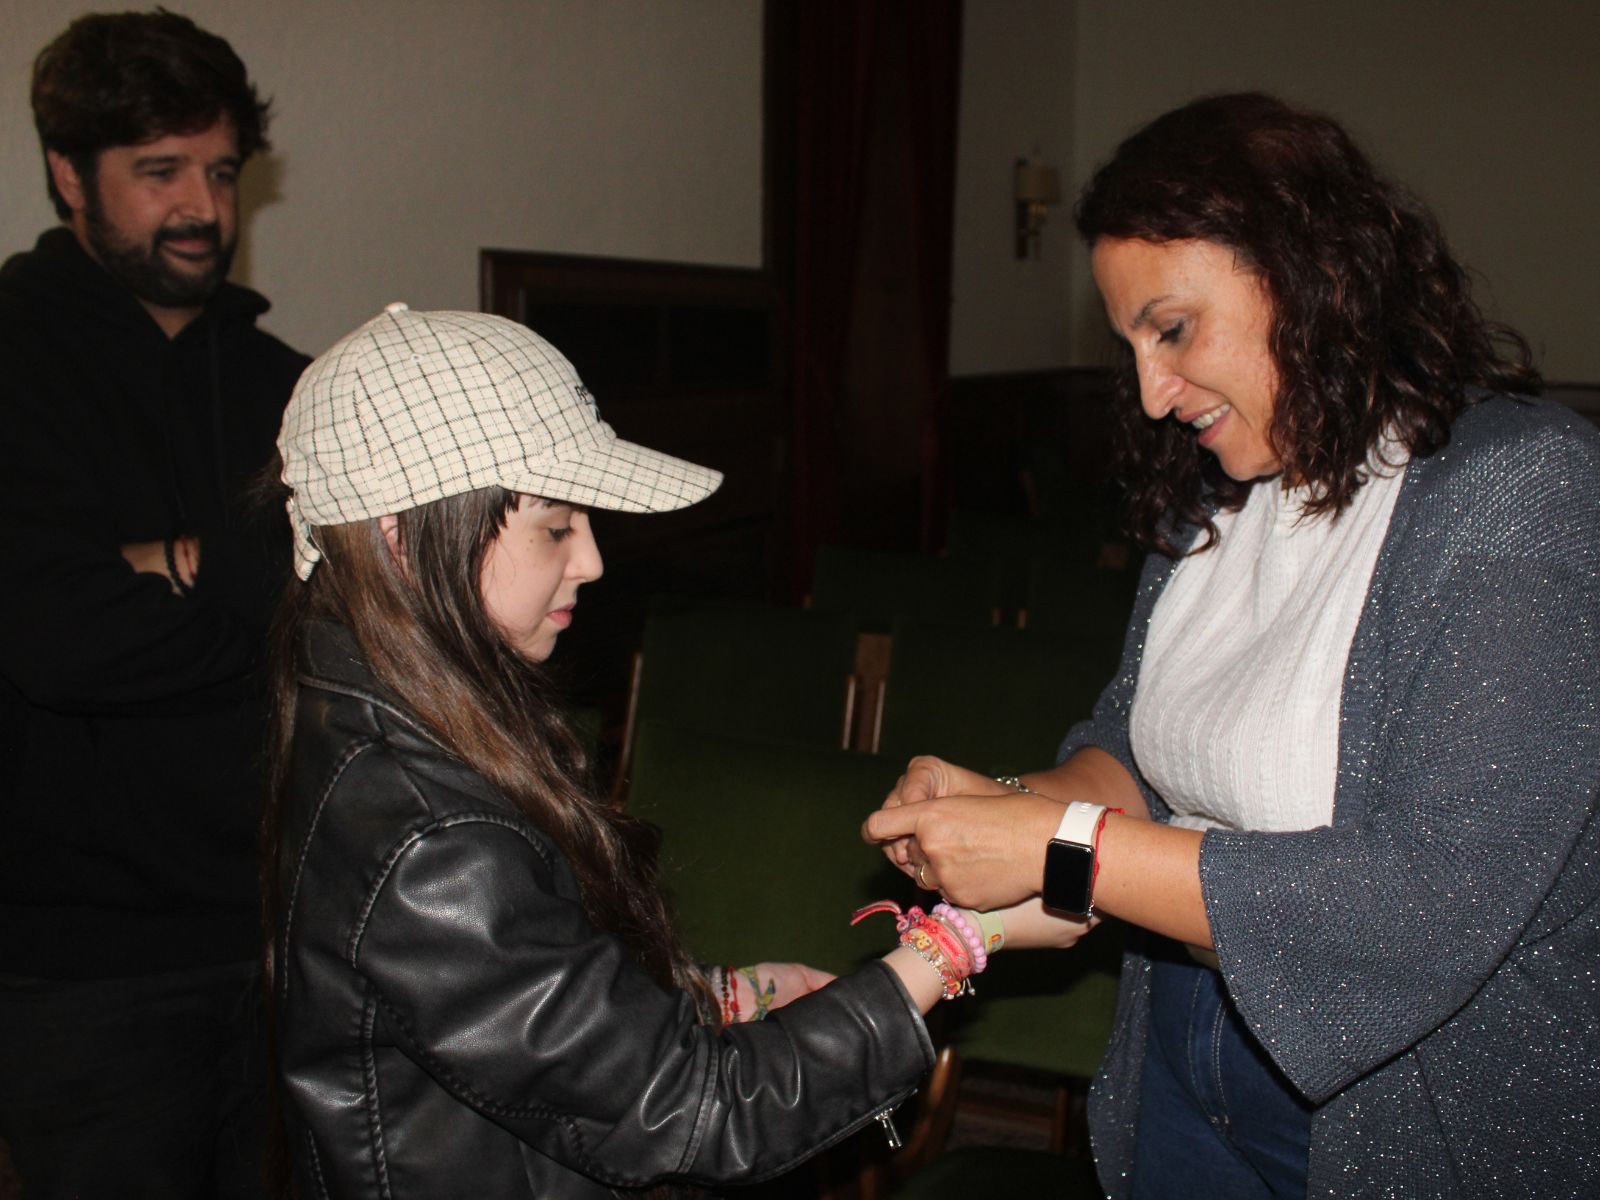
[994,896,1096,950]
[737,962,836,1020]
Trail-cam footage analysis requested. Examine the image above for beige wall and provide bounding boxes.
[0,0,763,356]
[1066,0,1600,380]
[948,0,1075,375]
[952,0,1600,380]
[6,3,1592,378]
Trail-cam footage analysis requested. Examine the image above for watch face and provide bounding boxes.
[1044,839,1094,915]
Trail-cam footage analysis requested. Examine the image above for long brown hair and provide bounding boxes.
[261,484,702,993]
[1075,92,1540,556]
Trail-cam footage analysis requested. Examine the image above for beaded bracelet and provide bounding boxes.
[164,537,195,598]
[902,924,968,999]
[717,965,739,1026]
[851,900,981,1000]
[932,902,988,974]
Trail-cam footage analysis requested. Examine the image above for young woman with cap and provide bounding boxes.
[265,304,1083,1197]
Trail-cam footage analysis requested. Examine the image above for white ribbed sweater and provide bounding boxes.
[1128,458,1406,833]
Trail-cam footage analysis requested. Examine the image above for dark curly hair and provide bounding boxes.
[1075,92,1539,556]
[32,9,272,220]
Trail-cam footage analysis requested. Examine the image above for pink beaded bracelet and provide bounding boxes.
[932,902,988,974]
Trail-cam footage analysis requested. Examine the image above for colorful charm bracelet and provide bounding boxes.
[852,899,990,1000]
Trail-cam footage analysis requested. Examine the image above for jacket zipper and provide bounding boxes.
[874,1104,904,1149]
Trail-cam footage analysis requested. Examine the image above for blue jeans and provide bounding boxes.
[1131,950,1313,1199]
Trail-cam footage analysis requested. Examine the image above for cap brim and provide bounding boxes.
[504,437,723,514]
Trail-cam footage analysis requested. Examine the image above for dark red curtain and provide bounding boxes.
[776,0,963,596]
[902,9,963,553]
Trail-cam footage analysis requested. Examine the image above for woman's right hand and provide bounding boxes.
[877,756,1011,868]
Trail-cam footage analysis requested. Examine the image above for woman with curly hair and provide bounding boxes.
[866,93,1599,1198]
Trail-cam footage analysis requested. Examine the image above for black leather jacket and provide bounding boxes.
[273,623,934,1197]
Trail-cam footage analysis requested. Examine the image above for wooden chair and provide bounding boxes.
[855,1044,963,1200]
[870,939,1123,1200]
[615,603,859,792]
[865,979,1117,1198]
[807,545,1008,751]
[943,924,1124,1152]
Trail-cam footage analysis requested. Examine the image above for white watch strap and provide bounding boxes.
[1053,800,1105,848]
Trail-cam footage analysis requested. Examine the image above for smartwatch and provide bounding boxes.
[1042,801,1105,919]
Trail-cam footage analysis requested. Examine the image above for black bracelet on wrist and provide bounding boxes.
[164,538,195,597]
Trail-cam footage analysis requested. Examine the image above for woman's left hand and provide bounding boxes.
[877,756,1011,869]
[862,790,1064,911]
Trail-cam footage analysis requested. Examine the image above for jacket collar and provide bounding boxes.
[300,619,386,695]
[298,620,446,748]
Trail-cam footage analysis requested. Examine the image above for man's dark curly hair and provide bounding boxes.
[1075,92,1539,557]
[32,9,272,221]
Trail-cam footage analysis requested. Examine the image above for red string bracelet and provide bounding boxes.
[1089,807,1124,901]
[851,900,975,1000]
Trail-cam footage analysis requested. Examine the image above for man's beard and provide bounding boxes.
[83,187,235,309]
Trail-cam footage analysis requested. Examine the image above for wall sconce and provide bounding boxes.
[1014,158,1062,259]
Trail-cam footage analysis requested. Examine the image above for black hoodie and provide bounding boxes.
[0,227,308,978]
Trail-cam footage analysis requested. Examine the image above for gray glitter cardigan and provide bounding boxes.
[1060,396,1600,1198]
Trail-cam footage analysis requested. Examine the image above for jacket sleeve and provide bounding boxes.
[0,345,266,715]
[353,815,935,1189]
[1200,416,1600,1103]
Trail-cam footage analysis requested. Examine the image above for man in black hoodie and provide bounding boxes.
[0,13,307,1196]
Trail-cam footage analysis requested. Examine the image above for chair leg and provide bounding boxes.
[1052,1078,1092,1158]
[1049,1084,1072,1154]
[896,1045,963,1177]
[851,632,891,752]
[612,651,644,803]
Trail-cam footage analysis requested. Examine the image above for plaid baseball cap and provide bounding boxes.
[278,303,723,578]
